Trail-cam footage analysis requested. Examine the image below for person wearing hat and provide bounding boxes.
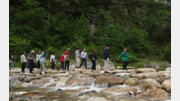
[28,50,35,73]
[79,49,88,69]
[91,50,97,70]
[36,51,41,68]
[60,53,65,70]
[64,48,70,70]
[39,51,47,75]
[117,48,130,70]
[103,45,111,73]
[75,49,80,68]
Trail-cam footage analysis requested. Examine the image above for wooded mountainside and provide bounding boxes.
[9,0,171,63]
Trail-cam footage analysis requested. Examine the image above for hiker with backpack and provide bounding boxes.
[64,48,70,71]
[91,50,97,70]
[28,50,35,73]
[60,53,65,70]
[39,51,47,75]
[79,49,88,69]
[103,45,111,73]
[117,48,131,70]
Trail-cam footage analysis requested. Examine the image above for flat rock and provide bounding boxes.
[102,86,138,95]
[87,96,107,101]
[131,72,161,79]
[136,89,169,100]
[95,76,123,87]
[66,78,91,86]
[137,68,156,73]
[115,73,131,77]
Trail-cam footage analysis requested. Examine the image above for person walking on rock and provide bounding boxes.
[39,51,47,75]
[118,48,130,70]
[75,49,80,68]
[60,53,65,70]
[103,45,111,73]
[10,54,15,70]
[50,53,56,70]
[91,50,97,70]
[79,49,88,69]
[21,52,27,73]
[36,51,41,68]
[28,50,35,73]
[64,48,70,71]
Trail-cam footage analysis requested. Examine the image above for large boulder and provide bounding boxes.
[102,86,138,95]
[158,71,171,79]
[87,96,107,101]
[161,79,171,93]
[136,89,169,100]
[137,68,156,73]
[95,76,123,87]
[124,78,140,86]
[139,78,158,92]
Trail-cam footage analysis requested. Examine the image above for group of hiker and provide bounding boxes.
[10,45,131,74]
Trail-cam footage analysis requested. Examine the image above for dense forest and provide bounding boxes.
[9,0,171,64]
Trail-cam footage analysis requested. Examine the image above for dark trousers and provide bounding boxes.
[91,60,96,70]
[123,61,128,70]
[51,61,55,70]
[21,62,26,72]
[28,60,34,73]
[36,61,40,68]
[79,58,87,69]
[60,62,64,70]
[65,60,69,70]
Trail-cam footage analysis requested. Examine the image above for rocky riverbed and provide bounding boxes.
[9,66,171,101]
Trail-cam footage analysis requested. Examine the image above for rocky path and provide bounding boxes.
[9,67,171,101]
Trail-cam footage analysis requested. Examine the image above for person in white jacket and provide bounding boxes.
[21,52,27,73]
[79,49,88,69]
[75,49,80,68]
[50,53,56,70]
[36,51,41,68]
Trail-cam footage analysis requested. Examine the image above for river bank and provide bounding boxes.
[9,65,171,101]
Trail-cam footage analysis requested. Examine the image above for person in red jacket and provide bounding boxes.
[60,53,65,70]
[64,48,70,70]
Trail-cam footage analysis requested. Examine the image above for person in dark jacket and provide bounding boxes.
[103,45,111,73]
[64,48,70,71]
[28,50,35,73]
[91,50,97,70]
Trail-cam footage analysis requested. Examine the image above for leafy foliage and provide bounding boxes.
[10,0,171,63]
